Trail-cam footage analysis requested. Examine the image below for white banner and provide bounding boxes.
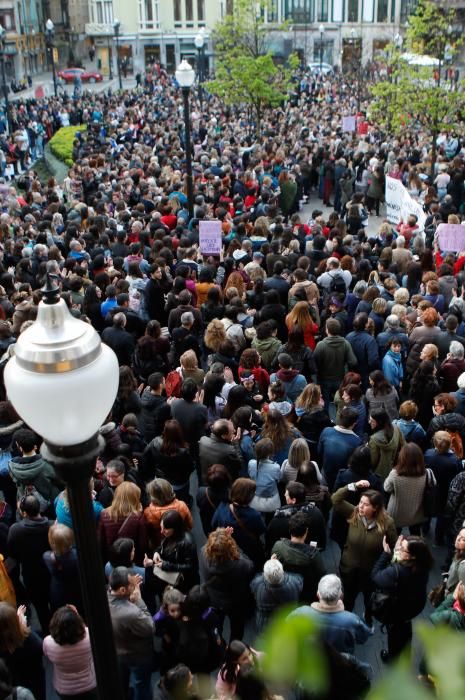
[385,176,426,232]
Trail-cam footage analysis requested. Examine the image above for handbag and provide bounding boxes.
[428,580,447,608]
[369,565,399,624]
[423,468,437,518]
[152,567,183,587]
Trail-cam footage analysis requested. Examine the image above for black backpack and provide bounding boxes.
[329,272,346,296]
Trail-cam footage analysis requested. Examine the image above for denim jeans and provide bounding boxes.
[320,379,341,413]
[118,657,153,700]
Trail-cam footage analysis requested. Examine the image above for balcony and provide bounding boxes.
[85,23,113,36]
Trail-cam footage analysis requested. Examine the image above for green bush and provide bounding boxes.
[48,125,87,166]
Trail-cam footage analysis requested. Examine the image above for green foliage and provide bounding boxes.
[208,0,297,137]
[212,0,282,61]
[259,611,465,699]
[406,0,457,59]
[369,0,465,174]
[259,607,327,692]
[48,125,87,167]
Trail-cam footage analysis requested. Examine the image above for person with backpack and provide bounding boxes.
[8,429,62,517]
[317,257,350,300]
[174,585,224,674]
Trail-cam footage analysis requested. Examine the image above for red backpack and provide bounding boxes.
[165,369,182,398]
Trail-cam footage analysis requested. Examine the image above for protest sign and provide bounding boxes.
[342,116,356,132]
[385,176,426,232]
[199,220,222,255]
[436,223,465,252]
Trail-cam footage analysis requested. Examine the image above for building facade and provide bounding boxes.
[85,0,217,76]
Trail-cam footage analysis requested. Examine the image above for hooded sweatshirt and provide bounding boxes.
[270,368,307,403]
[313,335,357,382]
[369,426,405,479]
[251,336,282,371]
[9,454,62,506]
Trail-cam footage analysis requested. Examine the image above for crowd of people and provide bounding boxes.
[0,64,465,700]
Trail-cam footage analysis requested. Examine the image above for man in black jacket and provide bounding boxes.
[101,312,136,366]
[266,481,327,554]
[7,495,51,631]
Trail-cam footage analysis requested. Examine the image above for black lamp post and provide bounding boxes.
[45,18,57,97]
[4,277,124,700]
[0,25,11,133]
[194,29,205,111]
[107,33,113,79]
[114,19,122,90]
[176,59,195,220]
[319,23,324,73]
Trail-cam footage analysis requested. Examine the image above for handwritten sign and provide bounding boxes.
[385,176,426,232]
[436,223,465,252]
[199,220,222,255]
[342,115,356,132]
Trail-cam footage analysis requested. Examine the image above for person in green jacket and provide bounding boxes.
[430,582,465,631]
[368,410,405,480]
[331,481,397,622]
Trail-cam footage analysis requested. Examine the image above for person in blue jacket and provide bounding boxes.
[346,313,380,390]
[382,338,404,391]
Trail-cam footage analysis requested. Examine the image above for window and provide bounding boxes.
[313,38,333,63]
[197,0,204,21]
[284,0,311,23]
[186,0,193,22]
[377,0,388,21]
[94,0,113,24]
[400,0,417,24]
[348,0,358,22]
[139,0,159,29]
[0,11,14,29]
[174,0,181,22]
[317,0,328,22]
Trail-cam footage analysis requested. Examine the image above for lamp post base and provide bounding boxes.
[41,435,124,700]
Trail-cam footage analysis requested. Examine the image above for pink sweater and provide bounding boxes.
[43,629,96,695]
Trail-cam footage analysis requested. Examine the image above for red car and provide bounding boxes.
[57,67,103,83]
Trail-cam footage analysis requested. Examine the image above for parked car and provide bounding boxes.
[307,62,334,76]
[57,68,103,83]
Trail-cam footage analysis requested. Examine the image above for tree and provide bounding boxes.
[370,0,465,175]
[206,0,298,137]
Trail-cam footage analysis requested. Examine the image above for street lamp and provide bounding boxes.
[319,23,324,73]
[194,29,205,111]
[114,19,122,90]
[175,58,195,220]
[4,276,123,700]
[0,25,11,133]
[45,18,57,97]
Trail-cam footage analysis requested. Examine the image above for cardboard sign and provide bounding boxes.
[385,176,426,232]
[436,223,465,252]
[342,115,356,132]
[199,220,222,255]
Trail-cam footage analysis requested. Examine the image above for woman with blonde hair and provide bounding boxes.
[204,318,226,354]
[294,384,332,449]
[179,349,205,387]
[280,437,313,484]
[285,301,319,350]
[144,478,193,548]
[43,524,82,613]
[98,481,147,564]
[0,602,44,699]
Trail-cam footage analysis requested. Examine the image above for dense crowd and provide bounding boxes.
[0,66,465,700]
